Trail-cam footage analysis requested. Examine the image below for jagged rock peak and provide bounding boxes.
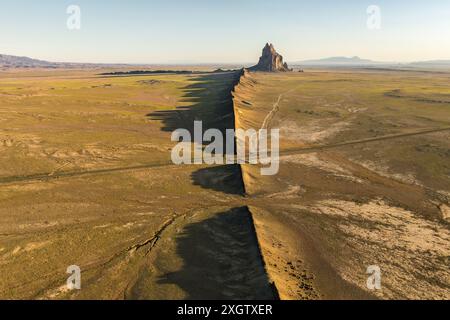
[249,43,292,72]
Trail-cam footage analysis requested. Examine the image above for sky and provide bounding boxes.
[1,0,449,64]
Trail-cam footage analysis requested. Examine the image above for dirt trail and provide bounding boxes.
[2,124,447,187]
[281,126,450,155]
[0,70,278,300]
[261,85,302,130]
[231,70,450,300]
[0,161,177,185]
[4,69,448,300]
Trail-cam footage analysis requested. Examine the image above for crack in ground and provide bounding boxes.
[2,210,192,299]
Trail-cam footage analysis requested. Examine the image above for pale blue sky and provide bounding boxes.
[1,0,449,64]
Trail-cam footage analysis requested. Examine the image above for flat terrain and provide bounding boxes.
[0,69,274,299]
[234,69,450,299]
[0,67,449,299]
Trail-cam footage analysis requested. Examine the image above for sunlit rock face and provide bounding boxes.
[249,43,292,72]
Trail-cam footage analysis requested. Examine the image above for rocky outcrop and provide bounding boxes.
[249,43,292,72]
[439,204,450,221]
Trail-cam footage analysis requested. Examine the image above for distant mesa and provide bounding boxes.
[0,54,56,68]
[249,43,292,72]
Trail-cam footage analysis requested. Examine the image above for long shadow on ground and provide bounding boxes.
[147,71,240,150]
[156,207,276,300]
[146,73,275,299]
[148,71,245,196]
[190,165,244,195]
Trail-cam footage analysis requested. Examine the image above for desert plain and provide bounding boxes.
[0,66,449,299]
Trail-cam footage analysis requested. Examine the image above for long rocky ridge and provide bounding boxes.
[229,68,282,298]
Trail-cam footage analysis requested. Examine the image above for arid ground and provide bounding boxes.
[0,67,449,299]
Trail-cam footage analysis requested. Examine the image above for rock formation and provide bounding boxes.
[249,43,292,72]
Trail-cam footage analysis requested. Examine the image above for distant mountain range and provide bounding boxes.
[291,56,383,66]
[292,56,450,68]
[1,54,381,68]
[0,54,131,69]
[2,53,450,69]
[409,60,450,68]
[0,54,58,68]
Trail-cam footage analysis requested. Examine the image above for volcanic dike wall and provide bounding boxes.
[231,69,261,196]
[228,69,282,298]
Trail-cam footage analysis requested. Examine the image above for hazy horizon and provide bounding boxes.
[1,0,450,64]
